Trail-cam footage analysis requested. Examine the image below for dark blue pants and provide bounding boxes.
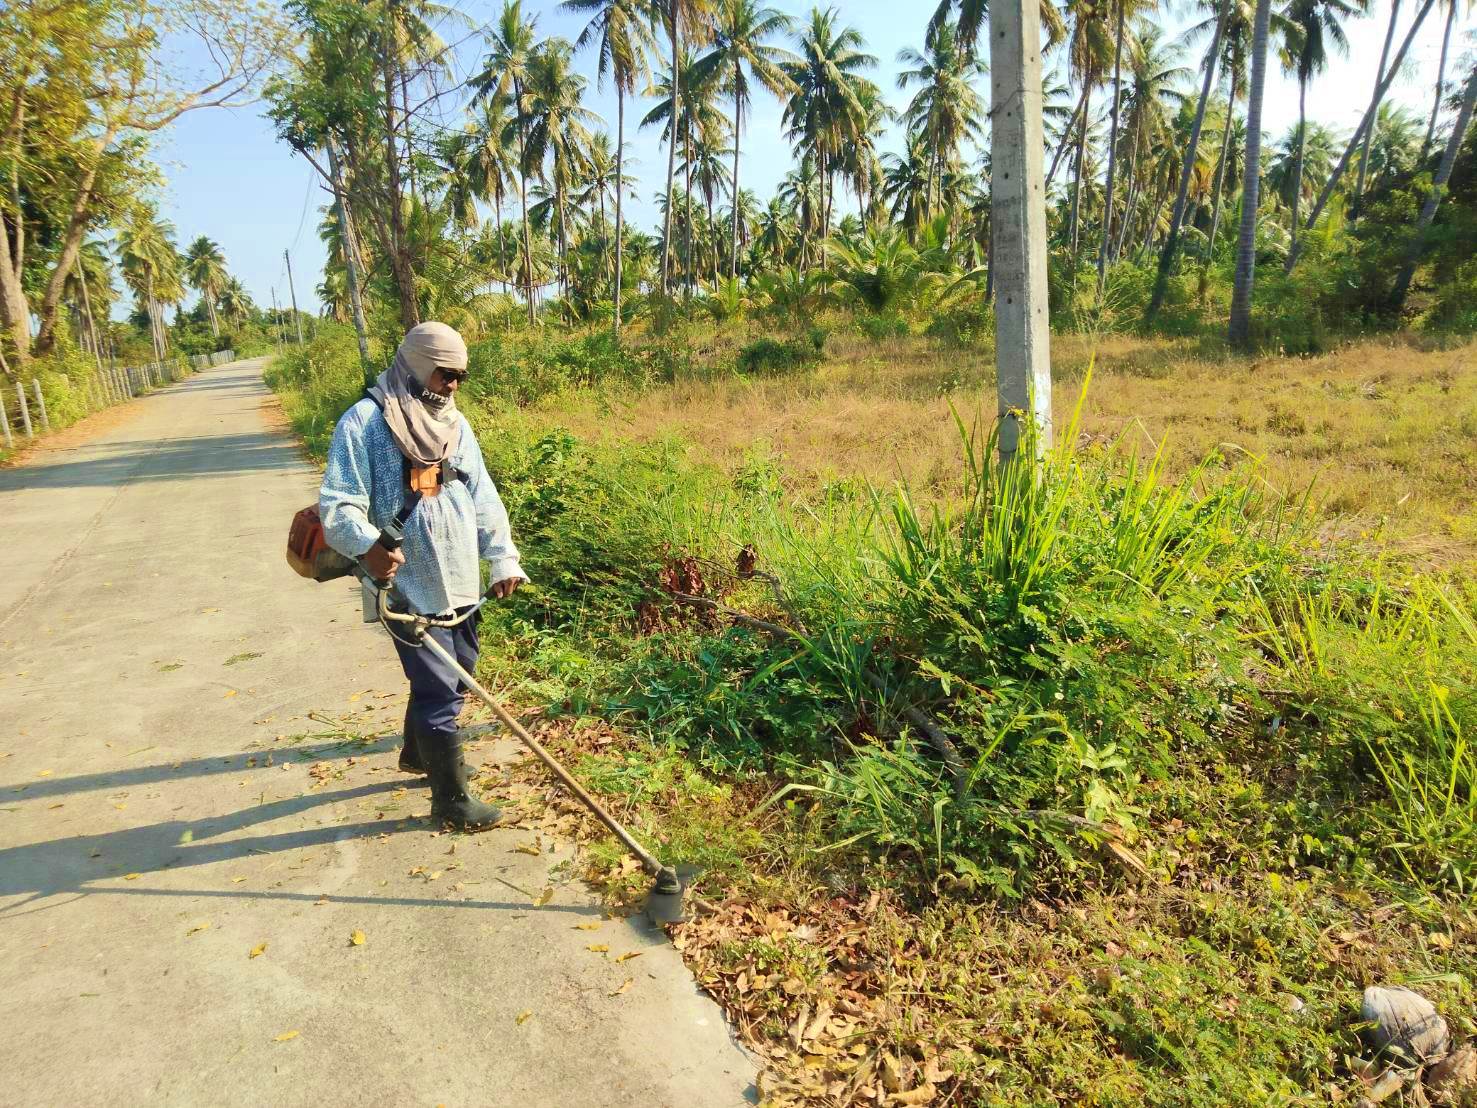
[390,607,481,737]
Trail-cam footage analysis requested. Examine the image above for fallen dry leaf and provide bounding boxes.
[515,1009,534,1025]
[532,886,554,907]
[614,951,643,964]
[249,942,268,959]
[350,930,366,946]
[586,944,610,954]
[889,1083,938,1105]
[231,876,247,884]
[274,1030,299,1042]
[223,690,237,698]
[573,922,602,932]
[123,873,141,881]
[513,844,541,857]
[609,978,634,998]
[186,922,211,936]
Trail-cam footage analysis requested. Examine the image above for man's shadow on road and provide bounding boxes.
[0,760,593,921]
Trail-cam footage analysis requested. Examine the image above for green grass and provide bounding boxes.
[269,323,1477,1104]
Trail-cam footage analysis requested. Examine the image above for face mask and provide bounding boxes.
[418,385,451,409]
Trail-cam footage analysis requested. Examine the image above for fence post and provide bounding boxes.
[0,389,12,450]
[16,381,33,438]
[31,379,50,431]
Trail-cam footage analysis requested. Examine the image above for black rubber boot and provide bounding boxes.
[423,729,501,830]
[397,699,426,775]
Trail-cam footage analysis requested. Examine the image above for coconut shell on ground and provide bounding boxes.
[1360,986,1450,1065]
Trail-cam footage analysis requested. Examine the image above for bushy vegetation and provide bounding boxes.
[272,324,1477,1101]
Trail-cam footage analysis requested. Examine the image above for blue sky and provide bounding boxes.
[151,0,1465,317]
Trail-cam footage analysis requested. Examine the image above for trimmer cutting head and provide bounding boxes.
[644,865,698,926]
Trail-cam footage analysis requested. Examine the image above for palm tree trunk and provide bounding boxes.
[1352,0,1403,224]
[1422,0,1457,162]
[205,287,220,338]
[731,60,742,281]
[380,35,419,329]
[1285,0,1437,273]
[494,191,506,295]
[1391,66,1477,308]
[1098,0,1127,286]
[1146,0,1228,322]
[1228,0,1273,349]
[1046,87,1088,189]
[327,138,371,362]
[1112,117,1142,263]
[614,85,625,335]
[660,3,681,298]
[514,77,536,326]
[683,126,694,301]
[1069,86,1090,256]
[1291,78,1307,254]
[75,257,102,374]
[1206,69,1240,268]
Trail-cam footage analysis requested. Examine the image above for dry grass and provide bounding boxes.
[529,329,1477,565]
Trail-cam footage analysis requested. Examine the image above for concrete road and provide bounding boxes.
[0,359,752,1107]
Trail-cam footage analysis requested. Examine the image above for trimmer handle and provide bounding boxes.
[360,521,407,591]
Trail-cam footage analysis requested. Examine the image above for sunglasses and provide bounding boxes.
[434,367,469,384]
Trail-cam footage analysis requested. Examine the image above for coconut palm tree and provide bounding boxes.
[117,206,180,362]
[468,90,521,291]
[1227,0,1273,348]
[1393,65,1477,307]
[654,0,717,297]
[523,37,599,307]
[896,21,986,225]
[183,236,228,338]
[1110,24,1190,264]
[882,137,936,238]
[1063,0,1116,258]
[65,239,114,367]
[473,1,542,324]
[218,278,252,327]
[1097,0,1154,282]
[690,0,795,279]
[926,0,1067,57]
[681,119,733,286]
[1267,120,1340,212]
[1351,0,1405,222]
[1421,0,1471,161]
[838,82,891,225]
[643,48,726,296]
[562,0,657,332]
[1364,102,1425,186]
[1279,0,1356,251]
[1283,0,1438,273]
[782,8,879,266]
[1145,0,1229,321]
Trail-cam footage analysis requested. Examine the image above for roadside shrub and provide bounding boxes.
[468,330,655,405]
[263,323,368,453]
[856,312,910,341]
[737,336,821,376]
[926,298,993,348]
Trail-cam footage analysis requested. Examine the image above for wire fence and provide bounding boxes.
[0,348,236,452]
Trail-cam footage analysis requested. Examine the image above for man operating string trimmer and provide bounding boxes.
[318,321,524,831]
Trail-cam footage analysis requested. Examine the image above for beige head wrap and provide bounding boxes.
[367,322,467,466]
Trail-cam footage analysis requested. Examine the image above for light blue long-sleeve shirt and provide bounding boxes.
[319,397,525,617]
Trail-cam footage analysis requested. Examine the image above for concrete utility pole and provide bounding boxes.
[989,0,1053,462]
[270,287,283,353]
[284,250,305,346]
